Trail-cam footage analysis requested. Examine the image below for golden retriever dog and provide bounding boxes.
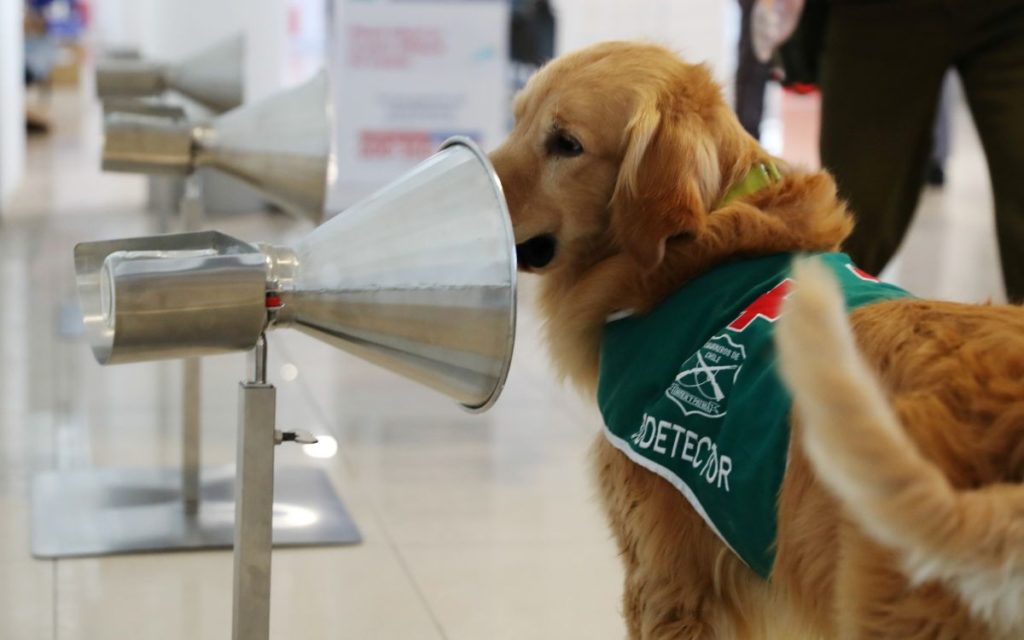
[490,41,1024,639]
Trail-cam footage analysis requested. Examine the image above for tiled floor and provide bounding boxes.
[0,69,1010,639]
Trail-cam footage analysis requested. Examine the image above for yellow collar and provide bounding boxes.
[716,161,782,208]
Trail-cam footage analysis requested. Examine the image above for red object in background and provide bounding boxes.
[359,130,435,160]
[784,82,819,95]
[770,69,819,95]
[288,4,301,36]
[75,0,89,26]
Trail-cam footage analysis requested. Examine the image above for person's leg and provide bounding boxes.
[735,0,773,139]
[954,0,1024,301]
[928,72,955,185]
[819,1,951,274]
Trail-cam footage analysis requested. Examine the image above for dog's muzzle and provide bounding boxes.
[516,234,557,270]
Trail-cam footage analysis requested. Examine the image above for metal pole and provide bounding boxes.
[232,335,275,640]
[182,357,201,514]
[157,188,173,234]
[180,174,204,232]
[180,174,204,515]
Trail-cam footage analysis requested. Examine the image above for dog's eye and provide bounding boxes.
[547,131,584,157]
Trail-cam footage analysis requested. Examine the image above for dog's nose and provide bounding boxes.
[516,234,557,270]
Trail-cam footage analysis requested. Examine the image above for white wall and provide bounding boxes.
[0,0,26,212]
[553,0,733,84]
[88,0,733,105]
[90,0,146,52]
[90,0,291,101]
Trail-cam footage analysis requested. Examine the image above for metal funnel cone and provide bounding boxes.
[76,139,516,411]
[100,71,331,223]
[264,137,517,411]
[165,35,245,114]
[194,70,331,223]
[95,35,244,114]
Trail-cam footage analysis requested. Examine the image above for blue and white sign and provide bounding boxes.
[329,0,509,208]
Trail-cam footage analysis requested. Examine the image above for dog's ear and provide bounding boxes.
[610,98,720,270]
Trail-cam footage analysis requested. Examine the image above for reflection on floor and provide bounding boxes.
[0,74,1008,639]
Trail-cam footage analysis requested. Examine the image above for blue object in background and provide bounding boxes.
[25,36,59,82]
[30,0,86,39]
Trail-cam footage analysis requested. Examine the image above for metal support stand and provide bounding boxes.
[182,356,201,515]
[180,174,204,233]
[180,175,204,516]
[152,176,186,233]
[233,336,276,640]
[32,180,361,560]
[232,336,321,640]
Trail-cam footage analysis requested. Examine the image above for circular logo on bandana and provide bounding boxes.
[665,333,746,419]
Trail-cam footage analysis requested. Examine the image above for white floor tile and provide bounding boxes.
[402,542,626,640]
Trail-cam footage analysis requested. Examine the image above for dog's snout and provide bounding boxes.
[516,235,558,270]
[489,145,525,214]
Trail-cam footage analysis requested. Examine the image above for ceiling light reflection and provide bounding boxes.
[302,435,338,459]
[272,503,320,528]
[280,363,299,381]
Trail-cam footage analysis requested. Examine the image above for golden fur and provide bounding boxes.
[490,41,1024,639]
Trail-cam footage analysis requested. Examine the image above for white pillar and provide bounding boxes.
[0,0,26,212]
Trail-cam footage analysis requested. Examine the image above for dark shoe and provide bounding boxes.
[926,162,945,187]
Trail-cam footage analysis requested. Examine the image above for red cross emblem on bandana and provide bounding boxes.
[727,279,793,332]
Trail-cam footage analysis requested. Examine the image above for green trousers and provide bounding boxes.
[820,0,1024,301]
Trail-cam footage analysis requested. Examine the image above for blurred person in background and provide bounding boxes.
[508,0,556,129]
[24,1,57,133]
[23,2,52,86]
[926,72,955,187]
[735,0,774,140]
[816,0,1024,301]
[509,0,556,91]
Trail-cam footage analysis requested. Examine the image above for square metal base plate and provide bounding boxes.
[31,465,362,558]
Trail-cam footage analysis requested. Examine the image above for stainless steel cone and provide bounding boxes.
[263,138,517,410]
[165,35,244,113]
[194,70,331,223]
[76,138,517,411]
[101,71,331,223]
[95,35,244,113]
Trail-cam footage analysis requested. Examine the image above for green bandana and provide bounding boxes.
[597,253,910,578]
